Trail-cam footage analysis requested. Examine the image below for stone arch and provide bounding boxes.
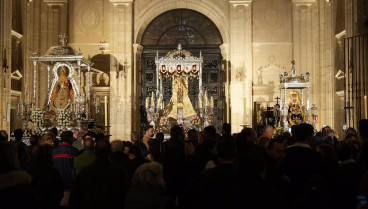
[134,0,229,45]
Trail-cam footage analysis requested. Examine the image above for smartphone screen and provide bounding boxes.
[343,124,347,131]
[357,195,367,205]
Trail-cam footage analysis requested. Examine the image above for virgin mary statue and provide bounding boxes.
[50,67,74,110]
[164,77,196,120]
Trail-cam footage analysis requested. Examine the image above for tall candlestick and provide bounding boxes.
[104,96,108,126]
[365,95,367,119]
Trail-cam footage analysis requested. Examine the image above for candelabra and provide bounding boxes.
[311,104,318,132]
[197,91,214,127]
[93,94,100,113]
[145,92,163,130]
[71,93,90,130]
[16,92,33,129]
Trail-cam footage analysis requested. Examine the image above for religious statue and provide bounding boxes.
[50,67,74,110]
[287,90,305,126]
[164,77,196,120]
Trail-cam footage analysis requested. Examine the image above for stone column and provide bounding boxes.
[109,0,133,141]
[132,44,143,134]
[0,0,12,132]
[229,0,253,133]
[220,43,230,124]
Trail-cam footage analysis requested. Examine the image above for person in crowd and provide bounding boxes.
[203,125,218,141]
[316,144,339,173]
[236,128,263,156]
[110,140,130,174]
[78,132,96,154]
[267,137,286,163]
[131,131,148,159]
[148,137,162,162]
[128,145,145,178]
[344,133,361,159]
[156,132,165,143]
[72,129,83,151]
[256,125,265,138]
[193,137,237,209]
[257,125,273,143]
[72,135,96,177]
[184,129,197,157]
[23,144,64,209]
[357,119,368,167]
[222,123,232,138]
[0,130,8,141]
[282,123,325,199]
[50,127,58,138]
[123,141,132,154]
[125,162,177,209]
[0,141,40,209]
[345,127,357,137]
[52,131,79,206]
[328,140,366,209]
[142,125,155,150]
[39,131,56,165]
[70,139,130,209]
[27,135,40,155]
[161,125,186,208]
[12,128,29,166]
[226,153,282,209]
[282,131,293,147]
[257,136,270,149]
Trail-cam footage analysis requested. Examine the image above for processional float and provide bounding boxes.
[145,44,214,132]
[18,34,98,135]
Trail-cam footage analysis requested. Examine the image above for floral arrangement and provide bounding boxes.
[157,116,170,134]
[23,128,42,137]
[31,108,45,127]
[273,125,285,138]
[57,109,71,127]
[190,114,201,127]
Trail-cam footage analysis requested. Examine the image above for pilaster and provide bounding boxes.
[220,43,230,123]
[229,0,253,132]
[132,44,143,134]
[109,0,133,140]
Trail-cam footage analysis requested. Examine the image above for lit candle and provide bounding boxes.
[151,92,155,107]
[157,97,161,109]
[145,98,149,108]
[204,91,209,107]
[199,97,202,108]
[365,95,367,119]
[210,96,214,108]
[162,100,165,109]
[104,96,108,126]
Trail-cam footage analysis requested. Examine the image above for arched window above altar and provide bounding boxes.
[141,9,223,46]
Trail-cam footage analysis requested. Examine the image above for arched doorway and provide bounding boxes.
[140,9,224,132]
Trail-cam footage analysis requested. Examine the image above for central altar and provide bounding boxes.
[145,45,214,132]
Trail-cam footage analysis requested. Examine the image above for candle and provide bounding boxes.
[210,96,214,108]
[199,97,202,108]
[104,96,108,126]
[204,91,209,107]
[151,92,155,107]
[157,97,161,109]
[162,100,165,109]
[365,95,367,119]
[145,98,149,108]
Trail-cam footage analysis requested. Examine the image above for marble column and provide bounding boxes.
[109,0,133,141]
[229,0,253,132]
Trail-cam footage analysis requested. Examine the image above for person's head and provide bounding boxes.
[29,144,47,162]
[73,129,80,140]
[282,131,293,146]
[263,125,274,139]
[145,125,154,137]
[197,131,206,144]
[336,140,352,162]
[267,137,285,162]
[111,140,124,153]
[50,127,58,136]
[216,138,236,163]
[155,132,164,143]
[344,133,361,151]
[60,131,73,143]
[256,125,265,138]
[132,162,164,189]
[294,123,314,144]
[257,136,270,148]
[148,139,162,162]
[131,132,140,144]
[29,135,39,146]
[14,129,24,140]
[123,141,132,154]
[0,130,8,141]
[359,119,368,140]
[82,137,95,151]
[241,128,257,144]
[95,139,111,159]
[128,145,143,160]
[316,144,338,170]
[323,128,334,141]
[204,126,217,140]
[222,123,231,136]
[40,132,55,147]
[82,132,96,142]
[170,125,184,141]
[0,141,18,174]
[187,129,198,142]
[345,127,357,137]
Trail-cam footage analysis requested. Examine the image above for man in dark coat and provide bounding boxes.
[70,139,130,209]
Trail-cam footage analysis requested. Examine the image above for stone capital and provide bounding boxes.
[219,43,230,60]
[133,44,144,56]
[43,0,68,6]
[229,0,253,7]
[109,0,133,6]
[291,0,315,6]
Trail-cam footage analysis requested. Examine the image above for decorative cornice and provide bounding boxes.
[229,0,253,7]
[43,0,68,6]
[109,0,133,6]
[335,30,346,39]
[11,30,23,40]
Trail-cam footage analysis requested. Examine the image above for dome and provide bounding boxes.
[43,45,76,56]
[165,44,193,58]
[284,76,306,83]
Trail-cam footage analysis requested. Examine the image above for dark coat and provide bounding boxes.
[70,157,130,209]
[125,186,177,209]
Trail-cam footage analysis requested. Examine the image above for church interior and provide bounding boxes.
[1,0,368,140]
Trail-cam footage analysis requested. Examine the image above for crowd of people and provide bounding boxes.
[1,120,368,209]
